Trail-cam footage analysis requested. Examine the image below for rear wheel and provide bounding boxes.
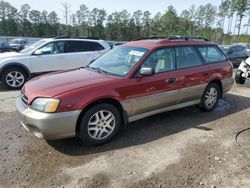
[1,67,28,89]
[235,70,246,84]
[199,83,220,111]
[78,103,121,145]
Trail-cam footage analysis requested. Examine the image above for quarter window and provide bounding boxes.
[197,46,226,64]
[142,48,175,73]
[175,46,203,69]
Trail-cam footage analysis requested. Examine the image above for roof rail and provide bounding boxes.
[53,36,70,39]
[53,36,100,40]
[133,36,209,41]
[74,36,100,40]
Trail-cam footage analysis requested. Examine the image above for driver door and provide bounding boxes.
[30,41,67,73]
[122,48,180,117]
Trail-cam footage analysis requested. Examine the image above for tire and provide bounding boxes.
[1,67,28,90]
[199,83,221,112]
[78,103,121,145]
[235,70,246,84]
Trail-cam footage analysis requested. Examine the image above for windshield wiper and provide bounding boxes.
[86,66,110,75]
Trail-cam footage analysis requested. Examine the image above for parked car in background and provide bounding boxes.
[0,42,11,53]
[218,45,230,53]
[222,45,248,66]
[235,56,250,84]
[9,38,28,52]
[16,36,234,145]
[114,41,127,47]
[0,37,111,89]
[105,41,114,49]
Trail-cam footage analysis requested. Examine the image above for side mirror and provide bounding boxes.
[33,49,43,55]
[140,67,154,76]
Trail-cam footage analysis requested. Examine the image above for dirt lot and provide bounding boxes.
[0,81,249,188]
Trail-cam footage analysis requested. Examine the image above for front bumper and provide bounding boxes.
[16,96,81,140]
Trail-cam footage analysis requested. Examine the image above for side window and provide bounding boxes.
[142,48,175,73]
[175,46,202,69]
[38,42,64,55]
[197,46,226,64]
[64,41,95,53]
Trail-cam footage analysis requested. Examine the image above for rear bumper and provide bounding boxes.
[15,96,81,140]
[222,77,234,93]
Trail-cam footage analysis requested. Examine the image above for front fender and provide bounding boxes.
[56,87,123,112]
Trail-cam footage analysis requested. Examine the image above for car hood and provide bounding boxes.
[0,52,27,61]
[23,68,118,103]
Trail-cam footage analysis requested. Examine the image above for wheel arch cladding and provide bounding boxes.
[75,98,127,135]
[0,63,31,78]
[209,79,223,98]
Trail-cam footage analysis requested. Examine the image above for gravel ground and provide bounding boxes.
[0,81,249,188]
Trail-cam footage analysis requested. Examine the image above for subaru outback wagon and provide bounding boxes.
[16,37,234,145]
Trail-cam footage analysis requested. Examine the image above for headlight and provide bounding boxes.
[31,98,60,113]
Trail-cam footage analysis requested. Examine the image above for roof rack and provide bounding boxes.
[53,36,70,39]
[133,36,209,41]
[53,36,100,40]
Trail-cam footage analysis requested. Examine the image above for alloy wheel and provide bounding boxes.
[87,110,116,140]
[204,87,218,108]
[5,71,25,88]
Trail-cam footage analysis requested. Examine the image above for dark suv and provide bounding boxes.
[223,45,248,66]
[16,36,234,145]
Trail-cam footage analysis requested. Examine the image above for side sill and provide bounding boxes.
[128,99,201,123]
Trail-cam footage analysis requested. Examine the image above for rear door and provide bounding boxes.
[64,41,95,69]
[173,46,207,104]
[122,48,179,117]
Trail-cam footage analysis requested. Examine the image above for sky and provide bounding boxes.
[7,0,249,34]
[8,0,221,17]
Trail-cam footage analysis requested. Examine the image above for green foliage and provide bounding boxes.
[0,0,249,43]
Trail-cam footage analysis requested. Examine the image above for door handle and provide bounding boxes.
[168,77,176,83]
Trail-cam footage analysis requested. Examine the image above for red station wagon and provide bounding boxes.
[16,37,234,145]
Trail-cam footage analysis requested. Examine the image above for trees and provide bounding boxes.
[232,0,249,40]
[19,4,31,36]
[0,0,250,43]
[61,2,71,35]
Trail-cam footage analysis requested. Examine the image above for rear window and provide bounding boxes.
[197,46,226,64]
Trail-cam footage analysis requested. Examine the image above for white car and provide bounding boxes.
[0,37,110,89]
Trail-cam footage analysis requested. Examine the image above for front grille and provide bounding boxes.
[21,92,29,106]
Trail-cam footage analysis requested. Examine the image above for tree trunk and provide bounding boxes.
[237,15,243,42]
[233,14,238,35]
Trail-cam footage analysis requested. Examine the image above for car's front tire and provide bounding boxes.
[1,67,28,89]
[199,83,220,111]
[235,70,246,84]
[78,103,121,145]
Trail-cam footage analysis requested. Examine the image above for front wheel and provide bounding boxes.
[199,83,220,111]
[1,67,28,89]
[235,70,246,84]
[78,103,121,145]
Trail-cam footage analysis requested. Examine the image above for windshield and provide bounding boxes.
[10,40,22,44]
[89,46,148,77]
[20,40,47,54]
